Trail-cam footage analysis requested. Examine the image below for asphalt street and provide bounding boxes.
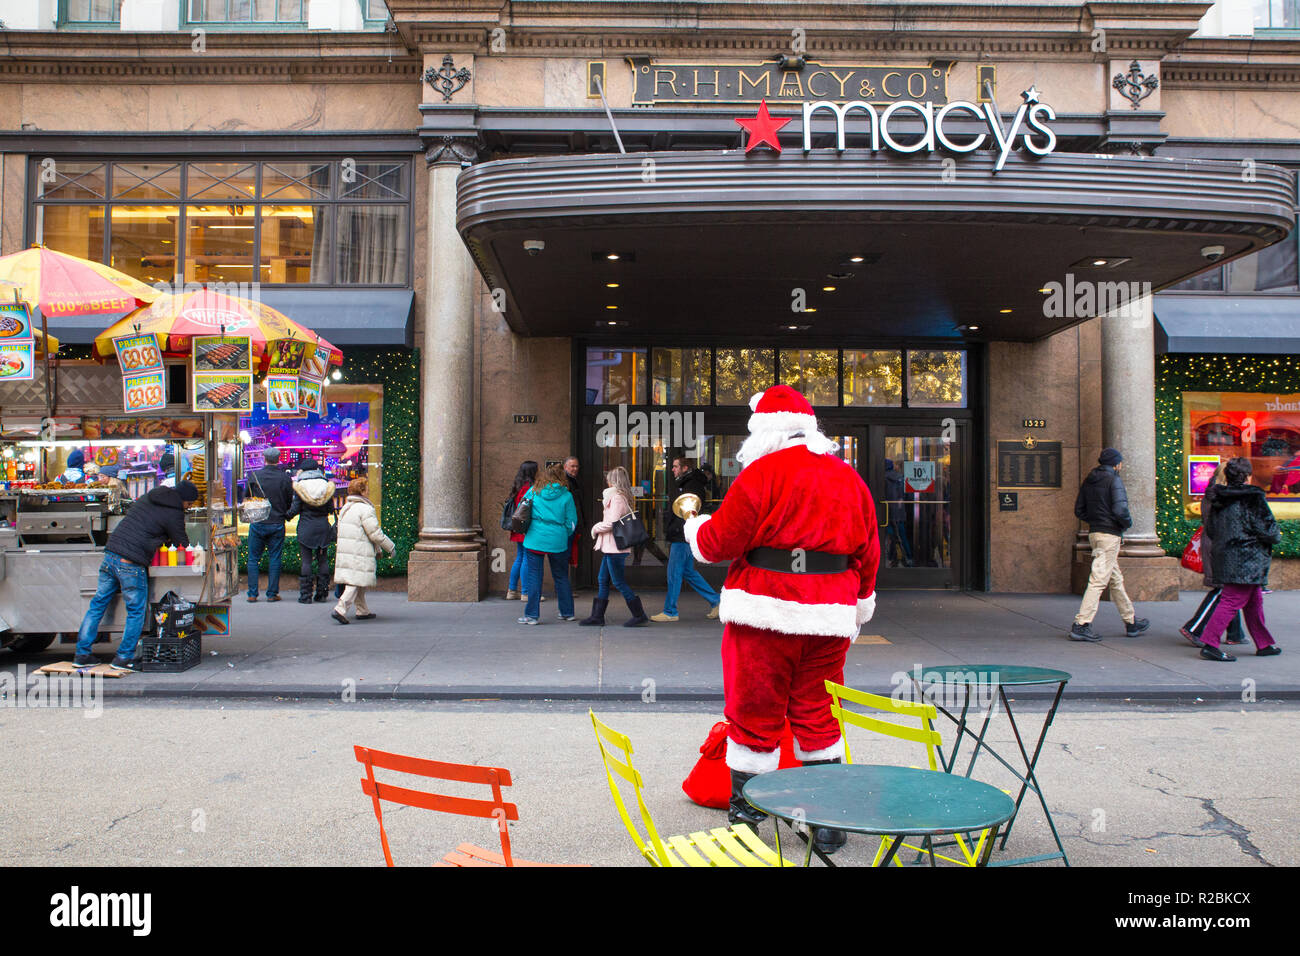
[2,698,1294,868]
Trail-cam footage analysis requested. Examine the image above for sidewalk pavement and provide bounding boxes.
[5,589,1297,701]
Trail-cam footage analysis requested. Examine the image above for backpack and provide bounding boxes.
[500,493,515,532]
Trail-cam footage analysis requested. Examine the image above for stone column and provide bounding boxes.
[407,133,486,602]
[1075,294,1180,600]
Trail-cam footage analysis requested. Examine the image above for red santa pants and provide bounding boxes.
[722,622,848,773]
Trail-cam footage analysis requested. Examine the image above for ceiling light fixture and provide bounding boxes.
[606,282,620,288]
[822,286,837,292]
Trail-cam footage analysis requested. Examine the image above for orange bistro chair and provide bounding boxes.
[354,745,578,867]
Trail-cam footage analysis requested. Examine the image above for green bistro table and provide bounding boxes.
[909,664,1071,867]
[742,764,1017,867]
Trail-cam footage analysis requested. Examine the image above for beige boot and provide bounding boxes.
[506,589,519,600]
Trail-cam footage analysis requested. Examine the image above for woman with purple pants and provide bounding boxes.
[1196,457,1283,663]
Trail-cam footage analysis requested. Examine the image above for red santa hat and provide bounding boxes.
[747,384,818,435]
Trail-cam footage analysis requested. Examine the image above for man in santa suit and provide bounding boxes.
[684,384,880,854]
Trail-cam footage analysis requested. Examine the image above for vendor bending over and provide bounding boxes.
[73,480,198,671]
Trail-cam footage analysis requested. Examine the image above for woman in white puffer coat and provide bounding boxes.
[331,477,394,624]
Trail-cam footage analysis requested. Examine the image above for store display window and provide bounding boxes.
[1182,391,1300,520]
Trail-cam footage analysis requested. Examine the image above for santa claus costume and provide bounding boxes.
[684,384,880,852]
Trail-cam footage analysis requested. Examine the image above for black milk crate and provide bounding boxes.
[137,626,202,673]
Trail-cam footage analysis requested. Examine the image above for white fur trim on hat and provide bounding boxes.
[747,409,819,435]
[726,737,782,774]
[719,587,858,639]
[793,736,846,762]
[749,391,764,412]
[856,593,876,628]
[684,513,712,564]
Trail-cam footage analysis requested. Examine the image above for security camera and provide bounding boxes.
[1201,245,1225,262]
[524,239,545,256]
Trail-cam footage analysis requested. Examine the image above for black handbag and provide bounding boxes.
[611,510,649,550]
[500,494,516,532]
[510,495,533,535]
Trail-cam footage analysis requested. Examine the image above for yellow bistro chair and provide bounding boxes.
[589,710,793,867]
[825,681,995,867]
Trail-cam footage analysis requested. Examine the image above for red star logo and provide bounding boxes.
[735,99,791,153]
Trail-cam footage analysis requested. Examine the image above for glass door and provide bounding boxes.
[871,425,964,588]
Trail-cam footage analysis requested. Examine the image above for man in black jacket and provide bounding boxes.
[1070,448,1150,641]
[246,447,295,602]
[651,456,721,622]
[73,481,198,670]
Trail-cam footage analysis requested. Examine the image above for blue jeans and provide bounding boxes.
[508,542,526,591]
[597,553,636,601]
[76,552,149,661]
[524,550,574,620]
[664,541,719,616]
[247,521,285,598]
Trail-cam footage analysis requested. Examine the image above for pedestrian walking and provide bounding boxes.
[72,480,199,670]
[518,463,577,625]
[504,460,538,601]
[580,466,649,627]
[1069,448,1150,641]
[883,459,914,567]
[331,477,395,625]
[563,455,584,581]
[1180,462,1245,647]
[287,458,337,605]
[246,446,294,603]
[1195,457,1282,662]
[651,455,720,622]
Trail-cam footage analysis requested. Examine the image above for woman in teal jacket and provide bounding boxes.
[520,463,577,624]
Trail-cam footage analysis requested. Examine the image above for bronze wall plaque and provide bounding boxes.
[997,440,1062,489]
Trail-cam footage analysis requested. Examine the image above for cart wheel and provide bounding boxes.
[4,633,57,655]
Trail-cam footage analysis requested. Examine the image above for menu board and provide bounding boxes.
[0,302,36,343]
[266,374,299,414]
[0,342,35,382]
[122,370,167,413]
[113,333,164,375]
[298,378,323,415]
[300,344,331,382]
[193,374,253,413]
[266,339,306,375]
[193,335,252,374]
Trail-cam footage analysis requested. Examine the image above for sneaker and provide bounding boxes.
[1200,645,1236,662]
[651,612,678,623]
[247,595,259,602]
[558,615,577,622]
[356,613,377,621]
[72,654,99,667]
[519,594,547,602]
[706,605,720,620]
[517,616,540,625]
[331,611,350,625]
[1068,623,1100,642]
[1124,618,1150,637]
[1225,633,1248,645]
[110,656,141,672]
[505,589,519,600]
[267,595,282,603]
[1257,645,1282,657]
[1179,627,1203,648]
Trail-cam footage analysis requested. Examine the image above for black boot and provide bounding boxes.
[623,595,650,627]
[801,758,849,855]
[728,769,768,829]
[579,598,609,627]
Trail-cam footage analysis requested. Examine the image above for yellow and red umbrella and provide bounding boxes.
[0,246,160,319]
[94,289,344,373]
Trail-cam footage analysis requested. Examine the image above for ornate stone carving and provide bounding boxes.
[424,134,483,167]
[1112,60,1158,109]
[423,54,471,103]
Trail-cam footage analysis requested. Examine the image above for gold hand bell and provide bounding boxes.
[672,492,702,520]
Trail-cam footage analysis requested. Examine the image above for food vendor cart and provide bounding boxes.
[0,376,241,655]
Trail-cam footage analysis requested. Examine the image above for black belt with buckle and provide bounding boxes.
[745,547,850,574]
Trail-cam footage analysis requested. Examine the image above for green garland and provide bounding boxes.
[1156,354,1300,558]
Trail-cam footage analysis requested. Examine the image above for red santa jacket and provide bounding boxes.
[684,443,880,639]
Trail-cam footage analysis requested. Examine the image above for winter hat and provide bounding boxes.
[747,384,817,435]
[298,458,321,472]
[1099,448,1123,467]
[66,448,86,470]
[176,480,199,503]
[159,451,175,472]
[885,459,895,471]
[100,465,120,479]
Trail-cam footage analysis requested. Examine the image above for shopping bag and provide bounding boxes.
[1180,526,1203,574]
[681,720,802,809]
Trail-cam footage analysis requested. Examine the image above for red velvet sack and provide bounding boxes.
[681,720,802,809]
[1181,526,1203,574]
